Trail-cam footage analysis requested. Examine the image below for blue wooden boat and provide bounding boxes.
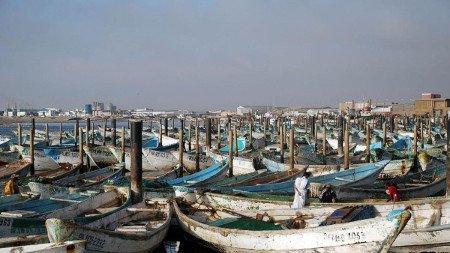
[216,160,390,194]
[167,162,229,187]
[219,137,246,153]
[0,187,131,237]
[0,192,40,209]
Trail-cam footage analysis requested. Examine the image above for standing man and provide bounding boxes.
[292,172,312,208]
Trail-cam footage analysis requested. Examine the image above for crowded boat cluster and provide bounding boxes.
[0,114,448,252]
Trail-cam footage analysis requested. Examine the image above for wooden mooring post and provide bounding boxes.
[234,127,238,157]
[17,123,22,146]
[337,116,343,156]
[228,128,233,177]
[249,116,253,150]
[289,128,294,170]
[195,126,200,172]
[79,127,84,166]
[206,118,212,150]
[102,119,107,146]
[344,121,350,170]
[30,118,35,175]
[112,118,117,147]
[130,120,143,204]
[217,118,221,150]
[322,125,327,163]
[188,122,192,151]
[446,117,450,196]
[121,127,125,163]
[59,122,63,145]
[366,123,371,163]
[413,124,418,171]
[178,126,184,177]
[45,123,49,146]
[280,119,284,164]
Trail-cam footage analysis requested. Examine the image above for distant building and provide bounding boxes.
[421,93,441,100]
[84,104,93,115]
[415,93,450,116]
[38,108,61,117]
[237,106,273,116]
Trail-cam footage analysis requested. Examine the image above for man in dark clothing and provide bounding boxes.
[319,184,337,203]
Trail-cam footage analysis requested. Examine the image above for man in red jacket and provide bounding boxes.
[385,183,400,202]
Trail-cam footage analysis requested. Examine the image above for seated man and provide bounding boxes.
[319,184,337,203]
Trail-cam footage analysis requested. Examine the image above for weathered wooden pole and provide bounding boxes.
[188,122,192,151]
[102,119,107,146]
[91,122,95,146]
[337,116,343,156]
[280,120,285,164]
[322,123,327,164]
[205,118,212,149]
[263,118,267,144]
[382,121,387,147]
[413,124,418,171]
[111,118,117,147]
[59,122,63,145]
[228,128,234,177]
[366,123,371,163]
[85,125,90,170]
[289,128,294,169]
[30,118,35,175]
[121,127,125,163]
[217,118,221,150]
[344,121,350,170]
[420,118,424,149]
[178,127,184,177]
[86,118,91,148]
[389,115,394,133]
[74,120,79,149]
[446,118,450,196]
[195,126,200,172]
[234,126,238,157]
[159,119,163,147]
[17,123,22,146]
[45,123,49,146]
[427,118,432,144]
[164,118,169,136]
[130,120,143,204]
[249,116,253,150]
[394,116,398,134]
[78,127,84,166]
[314,124,318,152]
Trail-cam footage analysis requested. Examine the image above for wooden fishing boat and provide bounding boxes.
[0,192,40,209]
[173,198,411,252]
[20,163,80,185]
[52,164,125,188]
[108,146,175,172]
[0,240,86,253]
[0,160,32,182]
[167,162,229,187]
[0,150,20,164]
[218,160,389,194]
[208,170,269,188]
[220,137,246,153]
[0,187,131,237]
[170,150,215,173]
[14,145,60,171]
[221,168,306,187]
[207,150,256,176]
[261,158,340,176]
[83,146,119,167]
[44,149,80,165]
[45,198,171,253]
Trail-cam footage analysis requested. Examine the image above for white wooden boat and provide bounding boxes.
[142,148,178,171]
[108,147,166,172]
[174,198,411,252]
[207,150,256,176]
[15,145,60,171]
[177,190,450,252]
[46,198,171,253]
[83,146,119,167]
[0,240,86,253]
[170,150,215,173]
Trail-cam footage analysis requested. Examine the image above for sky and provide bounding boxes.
[1,1,450,111]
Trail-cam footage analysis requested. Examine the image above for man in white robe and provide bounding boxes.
[292,172,312,208]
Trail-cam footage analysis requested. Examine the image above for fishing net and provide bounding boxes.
[209,218,283,231]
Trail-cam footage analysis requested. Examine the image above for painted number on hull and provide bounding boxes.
[323,231,366,242]
[77,233,106,249]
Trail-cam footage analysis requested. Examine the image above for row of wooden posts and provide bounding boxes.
[15,114,450,201]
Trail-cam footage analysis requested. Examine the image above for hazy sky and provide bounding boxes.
[1,1,449,111]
